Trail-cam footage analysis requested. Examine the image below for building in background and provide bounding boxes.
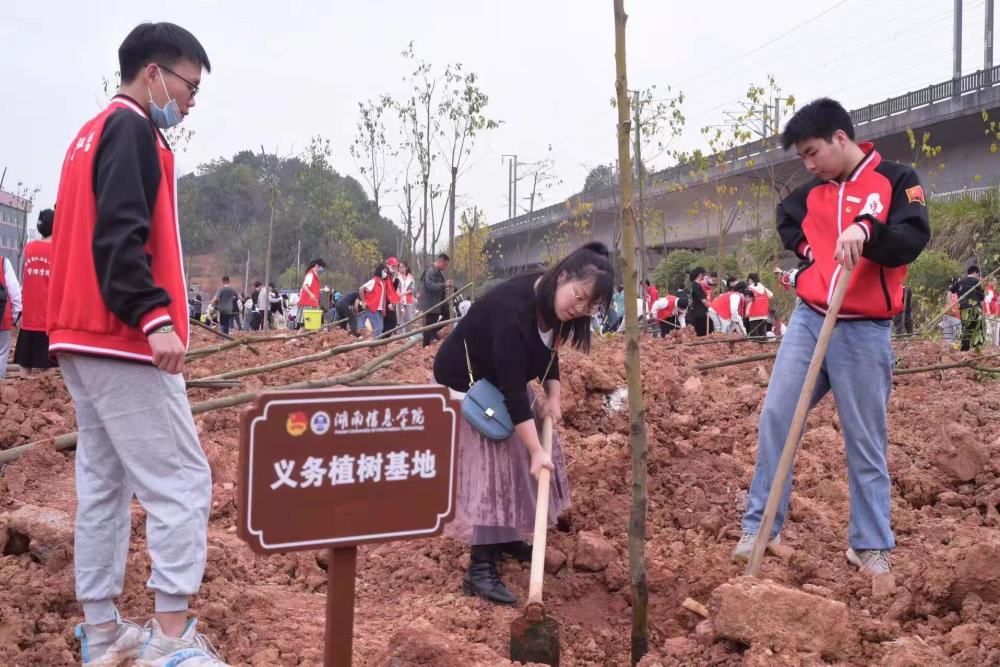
[0,190,30,267]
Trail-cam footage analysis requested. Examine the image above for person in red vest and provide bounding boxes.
[984,280,999,346]
[0,251,23,380]
[704,272,718,301]
[396,260,416,332]
[46,22,228,664]
[13,208,56,374]
[382,257,402,336]
[708,284,747,336]
[650,293,679,337]
[358,264,388,336]
[746,272,774,338]
[643,279,659,312]
[297,258,326,326]
[941,283,961,344]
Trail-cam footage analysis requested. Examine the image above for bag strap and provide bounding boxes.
[463,339,475,387]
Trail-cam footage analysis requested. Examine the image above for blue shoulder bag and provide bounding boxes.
[461,340,556,441]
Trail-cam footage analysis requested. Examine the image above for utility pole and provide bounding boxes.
[502,154,519,218]
[955,0,964,86]
[987,0,995,83]
[507,158,513,218]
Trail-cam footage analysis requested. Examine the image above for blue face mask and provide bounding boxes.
[148,70,183,129]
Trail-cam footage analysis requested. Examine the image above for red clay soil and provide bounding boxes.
[2,326,1000,665]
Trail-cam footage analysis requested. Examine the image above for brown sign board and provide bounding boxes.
[237,385,460,554]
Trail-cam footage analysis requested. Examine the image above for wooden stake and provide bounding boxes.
[200,317,457,382]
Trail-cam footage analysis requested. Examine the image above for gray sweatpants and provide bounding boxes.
[60,354,212,625]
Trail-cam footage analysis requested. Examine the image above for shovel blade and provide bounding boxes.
[510,613,560,666]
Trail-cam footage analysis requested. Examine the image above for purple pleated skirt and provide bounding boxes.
[447,409,572,544]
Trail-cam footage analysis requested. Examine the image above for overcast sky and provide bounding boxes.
[2,0,992,236]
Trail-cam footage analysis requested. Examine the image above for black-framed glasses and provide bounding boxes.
[157,64,200,97]
[569,282,600,316]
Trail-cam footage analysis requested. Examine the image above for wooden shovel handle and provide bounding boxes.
[745,266,853,576]
[527,415,554,605]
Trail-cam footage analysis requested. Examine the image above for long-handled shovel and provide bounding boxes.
[510,415,560,666]
[745,267,853,577]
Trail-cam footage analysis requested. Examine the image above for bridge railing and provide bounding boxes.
[491,65,1000,238]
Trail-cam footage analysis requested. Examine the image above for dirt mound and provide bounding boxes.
[2,331,1000,665]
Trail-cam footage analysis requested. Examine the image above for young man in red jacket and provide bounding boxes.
[48,22,228,665]
[733,99,930,576]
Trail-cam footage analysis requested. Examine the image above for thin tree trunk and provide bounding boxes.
[449,165,457,258]
[632,98,649,303]
[614,2,650,663]
[260,187,276,331]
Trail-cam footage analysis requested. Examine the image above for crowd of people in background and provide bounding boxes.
[183,252,457,345]
[592,260,999,351]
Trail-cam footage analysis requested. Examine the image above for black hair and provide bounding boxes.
[437,253,451,262]
[373,264,387,278]
[709,271,718,278]
[968,265,980,274]
[253,281,262,288]
[733,281,748,293]
[781,98,854,150]
[536,242,614,353]
[307,258,327,270]
[689,266,705,282]
[119,22,212,83]
[37,208,55,238]
[748,272,759,284]
[222,275,230,282]
[643,279,651,286]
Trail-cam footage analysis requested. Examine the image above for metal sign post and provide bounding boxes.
[237,385,460,666]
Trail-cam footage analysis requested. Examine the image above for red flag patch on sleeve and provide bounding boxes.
[905,185,926,205]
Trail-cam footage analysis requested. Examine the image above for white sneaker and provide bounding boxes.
[76,612,149,665]
[846,548,891,575]
[136,618,229,666]
[731,532,781,563]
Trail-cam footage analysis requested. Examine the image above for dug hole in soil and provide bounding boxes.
[2,327,1000,665]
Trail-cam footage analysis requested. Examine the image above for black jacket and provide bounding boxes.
[433,274,559,424]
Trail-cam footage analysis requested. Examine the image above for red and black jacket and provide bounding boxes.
[48,95,188,362]
[777,143,930,319]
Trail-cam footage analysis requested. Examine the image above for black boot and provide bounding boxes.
[498,540,533,563]
[462,545,517,606]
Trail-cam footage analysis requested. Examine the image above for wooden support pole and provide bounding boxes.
[0,340,417,465]
[200,317,457,382]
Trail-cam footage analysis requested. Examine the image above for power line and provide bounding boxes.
[679,0,854,86]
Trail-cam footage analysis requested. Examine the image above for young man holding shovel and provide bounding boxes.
[48,22,228,664]
[732,99,930,575]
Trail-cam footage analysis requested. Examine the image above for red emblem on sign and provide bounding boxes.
[286,411,308,436]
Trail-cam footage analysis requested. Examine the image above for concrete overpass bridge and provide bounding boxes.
[489,66,1000,274]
